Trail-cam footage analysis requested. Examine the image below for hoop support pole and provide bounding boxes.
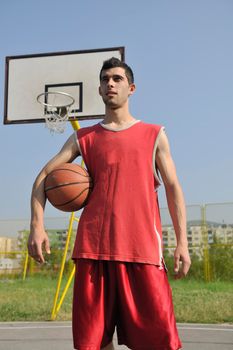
[53,265,76,318]
[51,212,75,320]
[70,120,81,131]
[22,250,29,280]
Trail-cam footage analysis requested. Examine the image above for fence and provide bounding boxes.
[161,202,233,281]
[0,202,233,282]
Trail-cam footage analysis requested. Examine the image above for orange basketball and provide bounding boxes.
[44,163,93,212]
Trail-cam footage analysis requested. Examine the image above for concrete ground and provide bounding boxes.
[0,322,232,350]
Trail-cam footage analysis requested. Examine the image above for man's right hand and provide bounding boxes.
[27,228,51,264]
[28,133,80,264]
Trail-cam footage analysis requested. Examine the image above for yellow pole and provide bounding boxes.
[202,205,210,282]
[51,217,79,320]
[22,250,29,280]
[52,265,76,319]
[70,120,81,130]
[51,212,75,320]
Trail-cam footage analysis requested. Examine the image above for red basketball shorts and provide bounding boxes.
[72,259,182,350]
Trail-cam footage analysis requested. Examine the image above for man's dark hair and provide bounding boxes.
[99,57,134,84]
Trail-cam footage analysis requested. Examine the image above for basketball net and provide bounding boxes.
[37,91,75,133]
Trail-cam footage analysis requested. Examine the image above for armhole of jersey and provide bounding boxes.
[152,126,165,188]
[73,131,83,157]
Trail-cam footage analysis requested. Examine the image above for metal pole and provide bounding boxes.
[52,265,76,319]
[51,212,75,320]
[202,204,210,282]
[22,250,29,280]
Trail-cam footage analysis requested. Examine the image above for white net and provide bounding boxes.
[37,92,75,133]
[44,106,70,133]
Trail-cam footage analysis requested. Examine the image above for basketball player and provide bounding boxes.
[28,57,191,350]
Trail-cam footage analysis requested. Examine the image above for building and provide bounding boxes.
[162,222,233,258]
[0,237,21,274]
[18,228,76,251]
[0,237,19,254]
[0,257,21,274]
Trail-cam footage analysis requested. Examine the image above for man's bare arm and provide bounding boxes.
[28,134,80,263]
[156,129,191,279]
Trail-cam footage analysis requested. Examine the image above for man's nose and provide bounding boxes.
[107,78,114,87]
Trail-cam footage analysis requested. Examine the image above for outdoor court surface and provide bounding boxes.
[0,322,232,350]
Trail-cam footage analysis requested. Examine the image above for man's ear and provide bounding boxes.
[99,86,102,96]
[129,83,136,96]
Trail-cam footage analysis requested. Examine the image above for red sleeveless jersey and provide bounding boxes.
[72,121,164,266]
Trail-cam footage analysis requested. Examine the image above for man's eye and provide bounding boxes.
[114,76,122,82]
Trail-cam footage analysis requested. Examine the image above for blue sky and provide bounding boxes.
[0,0,233,220]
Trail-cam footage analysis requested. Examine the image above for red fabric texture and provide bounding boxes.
[72,259,182,350]
[72,122,164,265]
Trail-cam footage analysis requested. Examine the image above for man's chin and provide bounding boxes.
[104,101,119,109]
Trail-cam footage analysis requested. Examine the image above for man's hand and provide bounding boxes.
[173,243,191,279]
[27,227,51,264]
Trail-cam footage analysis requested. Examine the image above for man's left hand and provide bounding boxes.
[173,243,191,279]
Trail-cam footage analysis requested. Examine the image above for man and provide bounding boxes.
[28,57,191,350]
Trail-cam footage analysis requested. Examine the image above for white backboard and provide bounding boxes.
[4,47,124,124]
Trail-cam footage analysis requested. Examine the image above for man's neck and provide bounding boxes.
[102,107,136,126]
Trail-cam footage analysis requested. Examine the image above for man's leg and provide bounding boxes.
[101,341,115,350]
[73,260,117,350]
[116,262,182,350]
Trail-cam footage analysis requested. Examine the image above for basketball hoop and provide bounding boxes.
[37,91,75,133]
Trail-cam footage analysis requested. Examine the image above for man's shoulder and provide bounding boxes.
[139,121,163,132]
[76,123,100,137]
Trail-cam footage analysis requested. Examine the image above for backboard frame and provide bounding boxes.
[3,46,125,125]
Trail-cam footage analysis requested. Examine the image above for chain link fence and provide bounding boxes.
[0,203,233,281]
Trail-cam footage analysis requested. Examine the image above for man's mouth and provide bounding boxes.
[106,91,117,96]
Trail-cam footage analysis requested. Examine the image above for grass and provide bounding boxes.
[0,275,232,323]
[170,278,233,323]
[0,275,72,321]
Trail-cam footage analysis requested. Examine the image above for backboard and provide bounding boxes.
[3,47,124,124]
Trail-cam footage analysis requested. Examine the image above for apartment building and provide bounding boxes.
[162,223,233,257]
[0,237,21,273]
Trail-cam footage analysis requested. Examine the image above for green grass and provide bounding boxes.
[0,275,232,323]
[170,278,233,323]
[0,275,72,321]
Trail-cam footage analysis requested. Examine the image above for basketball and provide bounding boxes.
[44,163,93,212]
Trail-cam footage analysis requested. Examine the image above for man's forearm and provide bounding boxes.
[30,174,46,228]
[165,183,188,245]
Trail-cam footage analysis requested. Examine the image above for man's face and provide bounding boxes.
[99,67,135,109]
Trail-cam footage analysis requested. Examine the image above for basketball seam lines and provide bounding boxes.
[45,181,92,192]
[54,187,92,207]
[49,168,89,177]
